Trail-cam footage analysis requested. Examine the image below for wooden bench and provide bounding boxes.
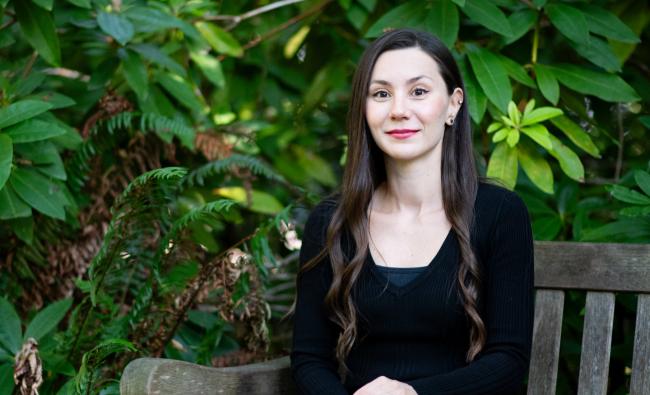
[120,241,650,394]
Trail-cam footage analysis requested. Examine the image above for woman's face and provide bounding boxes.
[365,47,463,164]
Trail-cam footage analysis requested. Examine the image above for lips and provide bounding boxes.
[386,129,419,139]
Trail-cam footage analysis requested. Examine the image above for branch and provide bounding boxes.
[216,0,333,61]
[203,0,305,31]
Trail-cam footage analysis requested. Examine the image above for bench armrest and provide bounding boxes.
[120,356,295,394]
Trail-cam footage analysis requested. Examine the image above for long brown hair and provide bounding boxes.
[294,28,485,372]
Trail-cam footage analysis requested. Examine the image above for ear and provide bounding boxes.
[447,87,464,120]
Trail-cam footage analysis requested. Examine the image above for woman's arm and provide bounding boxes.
[405,191,535,395]
[291,202,349,395]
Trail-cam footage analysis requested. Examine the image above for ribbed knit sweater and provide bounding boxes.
[290,182,534,395]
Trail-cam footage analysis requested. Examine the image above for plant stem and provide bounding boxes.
[614,104,625,182]
[531,16,540,65]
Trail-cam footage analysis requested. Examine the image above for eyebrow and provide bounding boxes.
[369,75,432,86]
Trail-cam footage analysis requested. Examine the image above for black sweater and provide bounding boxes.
[290,182,534,394]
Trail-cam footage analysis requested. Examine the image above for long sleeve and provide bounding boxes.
[406,191,534,395]
[290,202,349,395]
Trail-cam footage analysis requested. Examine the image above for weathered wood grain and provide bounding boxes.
[120,356,295,395]
[534,241,650,292]
[631,294,650,395]
[527,289,564,395]
[577,292,615,395]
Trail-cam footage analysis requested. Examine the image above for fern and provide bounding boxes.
[140,112,195,149]
[89,167,186,305]
[183,154,287,187]
[75,339,136,395]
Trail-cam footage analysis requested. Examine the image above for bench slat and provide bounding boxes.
[534,241,650,292]
[527,289,564,395]
[631,294,650,395]
[577,292,615,395]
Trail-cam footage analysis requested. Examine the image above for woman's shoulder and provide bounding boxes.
[477,179,528,215]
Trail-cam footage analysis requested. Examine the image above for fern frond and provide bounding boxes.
[89,167,186,306]
[140,112,195,148]
[120,167,187,197]
[183,154,286,187]
[75,339,136,395]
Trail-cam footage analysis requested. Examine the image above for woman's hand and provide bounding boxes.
[353,376,418,395]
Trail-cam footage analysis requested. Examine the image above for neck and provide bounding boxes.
[375,150,444,216]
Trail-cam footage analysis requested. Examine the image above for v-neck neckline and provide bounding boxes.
[366,228,455,296]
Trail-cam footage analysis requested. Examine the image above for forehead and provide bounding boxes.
[370,47,442,83]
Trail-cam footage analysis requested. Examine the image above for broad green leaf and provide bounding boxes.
[607,185,650,205]
[581,4,639,43]
[365,1,425,38]
[507,101,520,125]
[467,49,511,111]
[0,100,52,129]
[499,56,536,88]
[533,216,562,240]
[358,0,376,12]
[635,170,650,197]
[523,99,535,119]
[518,142,553,194]
[213,187,283,215]
[0,363,14,395]
[639,115,650,129]
[32,0,53,10]
[545,3,589,44]
[506,128,520,147]
[550,116,600,158]
[461,0,513,37]
[581,218,650,242]
[9,216,33,244]
[0,298,21,354]
[14,1,60,66]
[505,9,537,44]
[3,119,66,143]
[458,58,486,124]
[27,92,76,109]
[157,72,204,111]
[9,167,66,220]
[619,205,650,218]
[14,141,60,165]
[487,142,518,190]
[294,146,337,187]
[0,185,30,219]
[533,64,559,105]
[195,22,243,57]
[190,51,225,89]
[521,107,562,126]
[24,298,72,341]
[123,6,186,34]
[121,49,148,100]
[425,1,459,48]
[284,25,311,58]
[451,0,465,6]
[521,124,552,150]
[548,64,640,102]
[97,11,134,46]
[486,122,502,134]
[492,128,509,143]
[66,0,91,8]
[346,3,368,31]
[131,43,185,76]
[0,135,11,190]
[570,36,621,72]
[548,134,584,182]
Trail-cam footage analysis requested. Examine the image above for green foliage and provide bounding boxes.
[0,0,648,393]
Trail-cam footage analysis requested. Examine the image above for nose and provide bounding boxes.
[390,94,409,119]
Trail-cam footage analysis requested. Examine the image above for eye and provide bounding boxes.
[371,90,390,99]
[413,87,429,96]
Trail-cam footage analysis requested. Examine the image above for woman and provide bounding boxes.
[290,28,534,395]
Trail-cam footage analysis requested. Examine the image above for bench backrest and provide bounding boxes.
[528,241,650,395]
